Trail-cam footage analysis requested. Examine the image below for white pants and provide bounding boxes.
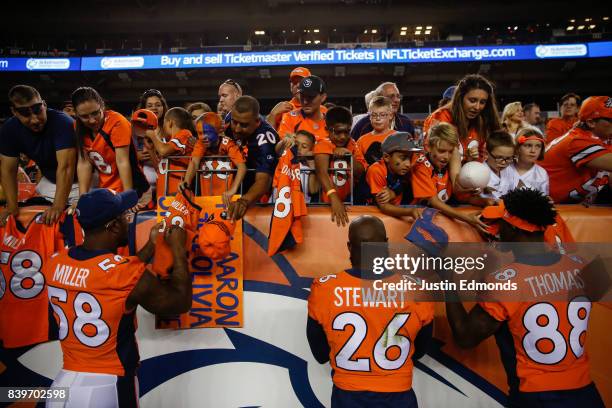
[46,369,139,408]
[35,177,80,205]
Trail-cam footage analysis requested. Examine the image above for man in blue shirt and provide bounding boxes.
[0,85,77,225]
[351,82,415,140]
[224,96,278,221]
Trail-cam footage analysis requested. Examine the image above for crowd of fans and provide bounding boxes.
[0,68,610,228]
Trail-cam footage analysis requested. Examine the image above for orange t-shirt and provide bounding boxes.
[540,127,611,203]
[314,138,368,202]
[192,136,246,196]
[278,108,328,141]
[479,255,593,393]
[308,270,434,392]
[423,107,486,163]
[82,110,134,191]
[411,153,452,204]
[365,160,404,206]
[156,129,197,196]
[546,117,577,145]
[43,247,146,376]
[0,214,63,348]
[356,129,394,165]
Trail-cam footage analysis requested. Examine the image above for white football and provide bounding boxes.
[458,161,491,189]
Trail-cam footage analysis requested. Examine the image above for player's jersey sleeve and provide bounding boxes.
[567,132,610,168]
[105,255,147,292]
[307,277,329,326]
[365,162,387,195]
[191,138,206,158]
[107,112,132,148]
[414,302,435,326]
[411,155,437,200]
[221,138,246,165]
[545,119,567,141]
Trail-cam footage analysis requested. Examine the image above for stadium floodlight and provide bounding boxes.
[314,40,321,44]
[314,29,320,33]
[585,18,592,22]
[486,27,491,31]
[400,31,407,36]
[425,30,431,35]
[570,19,576,23]
[604,17,610,21]
[589,24,596,29]
[577,25,585,30]
[401,26,407,30]
[514,26,518,30]
[416,26,423,30]
[363,29,368,34]
[567,26,575,30]
[415,30,421,35]
[305,40,312,44]
[371,29,378,34]
[426,26,432,30]
[254,30,265,35]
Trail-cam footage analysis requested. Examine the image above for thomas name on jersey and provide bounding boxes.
[523,267,585,298]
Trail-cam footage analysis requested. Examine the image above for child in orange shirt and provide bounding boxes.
[412,123,488,232]
[183,112,246,207]
[314,107,367,226]
[365,132,422,219]
[357,96,396,165]
[147,107,197,196]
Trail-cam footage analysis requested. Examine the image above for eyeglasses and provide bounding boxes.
[489,152,515,163]
[222,79,242,93]
[328,126,350,136]
[370,112,390,120]
[76,109,103,121]
[13,101,44,117]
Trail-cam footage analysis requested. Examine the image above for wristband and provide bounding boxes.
[326,188,337,196]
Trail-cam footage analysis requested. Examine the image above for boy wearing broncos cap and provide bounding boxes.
[42,188,191,407]
[278,75,329,146]
[365,132,423,220]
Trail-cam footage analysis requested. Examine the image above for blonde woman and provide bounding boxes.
[501,101,528,137]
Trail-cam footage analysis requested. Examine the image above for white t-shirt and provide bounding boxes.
[481,163,512,200]
[505,163,549,195]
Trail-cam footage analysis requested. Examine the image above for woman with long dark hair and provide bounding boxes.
[72,87,150,204]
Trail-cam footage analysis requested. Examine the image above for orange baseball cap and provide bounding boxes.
[290,67,311,79]
[198,210,236,260]
[579,96,612,121]
[481,200,546,232]
[131,109,158,130]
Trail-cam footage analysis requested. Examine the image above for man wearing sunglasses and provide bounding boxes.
[0,85,78,226]
[541,96,612,204]
[217,79,243,119]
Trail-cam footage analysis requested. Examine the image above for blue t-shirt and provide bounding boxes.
[224,114,278,191]
[0,109,76,183]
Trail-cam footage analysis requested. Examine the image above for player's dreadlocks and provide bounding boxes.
[502,188,557,229]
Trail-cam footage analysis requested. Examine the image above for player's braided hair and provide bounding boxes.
[501,188,557,228]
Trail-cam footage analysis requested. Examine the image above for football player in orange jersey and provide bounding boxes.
[540,96,612,204]
[43,188,190,407]
[442,188,605,407]
[307,215,433,407]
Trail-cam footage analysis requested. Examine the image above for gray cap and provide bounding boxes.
[381,132,421,154]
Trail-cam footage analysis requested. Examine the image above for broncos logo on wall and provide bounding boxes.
[6,209,511,407]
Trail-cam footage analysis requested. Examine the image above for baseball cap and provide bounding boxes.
[198,210,236,260]
[381,132,421,154]
[579,96,612,121]
[442,86,456,100]
[76,188,138,230]
[290,67,311,79]
[481,200,545,232]
[298,75,326,97]
[131,109,158,130]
